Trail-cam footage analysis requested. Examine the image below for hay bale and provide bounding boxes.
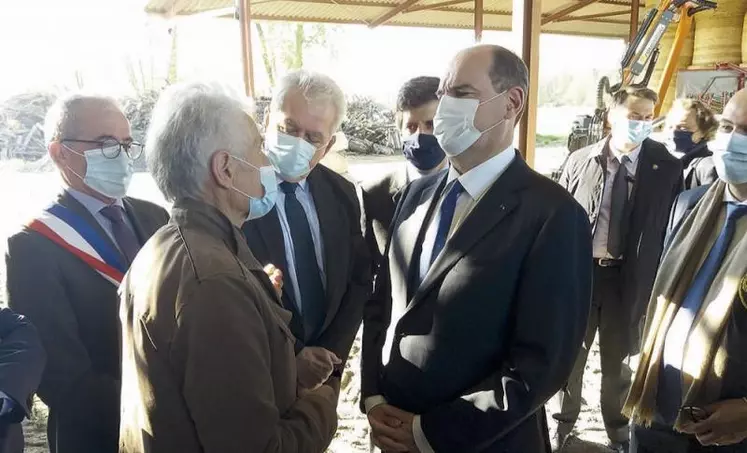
[692,0,747,66]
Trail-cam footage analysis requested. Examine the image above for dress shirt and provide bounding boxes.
[275,176,326,314]
[66,188,134,255]
[591,141,642,259]
[365,147,515,453]
[418,147,515,283]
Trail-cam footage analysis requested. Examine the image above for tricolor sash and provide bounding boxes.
[27,204,126,286]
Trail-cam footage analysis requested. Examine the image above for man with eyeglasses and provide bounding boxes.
[5,94,169,453]
[242,71,371,396]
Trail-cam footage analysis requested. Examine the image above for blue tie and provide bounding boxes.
[430,180,464,266]
[658,202,747,424]
[280,182,326,341]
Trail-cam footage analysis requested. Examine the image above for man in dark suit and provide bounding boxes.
[362,76,448,258]
[361,44,593,453]
[0,308,45,453]
[5,94,169,453]
[624,87,747,453]
[554,87,683,452]
[242,70,371,392]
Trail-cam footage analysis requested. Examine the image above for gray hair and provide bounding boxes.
[43,93,120,146]
[487,45,529,99]
[146,82,257,202]
[271,70,347,132]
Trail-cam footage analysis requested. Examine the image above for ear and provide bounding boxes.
[507,87,525,120]
[692,131,704,144]
[48,142,69,168]
[321,135,336,159]
[210,150,235,190]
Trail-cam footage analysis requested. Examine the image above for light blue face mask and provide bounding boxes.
[64,143,133,199]
[230,155,279,220]
[709,131,747,184]
[611,118,653,149]
[265,130,318,180]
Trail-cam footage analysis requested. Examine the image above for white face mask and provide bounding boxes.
[265,130,318,180]
[64,144,133,199]
[610,118,653,150]
[709,131,747,185]
[433,91,507,157]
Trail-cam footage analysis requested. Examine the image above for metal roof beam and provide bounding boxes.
[406,0,471,13]
[553,9,629,21]
[542,0,603,25]
[369,0,423,27]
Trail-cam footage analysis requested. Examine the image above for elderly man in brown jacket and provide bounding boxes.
[118,82,338,453]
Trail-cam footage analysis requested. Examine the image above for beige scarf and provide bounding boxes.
[623,181,747,430]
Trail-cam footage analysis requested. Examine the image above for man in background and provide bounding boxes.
[242,70,371,393]
[362,76,448,257]
[555,87,683,453]
[362,44,592,452]
[625,88,747,453]
[5,94,169,453]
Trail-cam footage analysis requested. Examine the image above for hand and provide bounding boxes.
[680,399,747,446]
[296,347,341,391]
[263,264,283,298]
[368,404,418,452]
[300,383,336,402]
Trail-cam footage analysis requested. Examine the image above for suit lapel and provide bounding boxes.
[57,191,126,266]
[410,157,530,309]
[307,170,348,329]
[122,198,152,245]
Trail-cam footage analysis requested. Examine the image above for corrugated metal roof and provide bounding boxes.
[145,0,638,38]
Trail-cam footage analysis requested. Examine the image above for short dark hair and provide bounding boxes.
[611,86,658,107]
[488,46,529,98]
[396,76,440,112]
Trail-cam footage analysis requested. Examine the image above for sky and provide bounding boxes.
[0,0,626,103]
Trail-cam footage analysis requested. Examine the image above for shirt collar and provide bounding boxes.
[587,137,642,165]
[446,146,516,200]
[66,187,124,215]
[724,185,747,205]
[275,174,309,192]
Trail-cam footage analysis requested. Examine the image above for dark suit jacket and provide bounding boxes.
[361,165,409,259]
[242,164,371,363]
[664,184,747,404]
[362,153,593,452]
[0,308,45,453]
[559,137,683,340]
[5,191,169,453]
[681,144,717,191]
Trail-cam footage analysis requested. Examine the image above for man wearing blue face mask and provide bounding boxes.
[242,71,371,397]
[625,87,747,453]
[362,76,448,259]
[554,87,683,452]
[664,98,719,190]
[362,44,593,453]
[5,94,170,453]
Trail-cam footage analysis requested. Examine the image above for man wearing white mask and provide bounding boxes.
[624,87,747,453]
[361,44,593,453]
[5,94,169,453]
[118,82,338,453]
[242,70,371,394]
[554,87,683,452]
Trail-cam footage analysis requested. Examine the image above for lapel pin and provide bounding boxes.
[653,164,659,170]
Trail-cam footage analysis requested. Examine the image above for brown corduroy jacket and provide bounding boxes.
[118,198,338,453]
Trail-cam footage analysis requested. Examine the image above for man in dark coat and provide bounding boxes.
[553,87,683,452]
[362,44,593,453]
[5,94,169,453]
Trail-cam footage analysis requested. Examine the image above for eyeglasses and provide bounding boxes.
[61,138,144,160]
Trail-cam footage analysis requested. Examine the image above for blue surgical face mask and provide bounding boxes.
[230,155,279,220]
[611,118,653,149]
[709,131,747,184]
[402,133,446,171]
[673,129,697,152]
[63,143,133,199]
[265,130,318,180]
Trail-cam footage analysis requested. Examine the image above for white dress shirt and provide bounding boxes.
[592,141,642,259]
[366,146,516,453]
[275,177,326,314]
